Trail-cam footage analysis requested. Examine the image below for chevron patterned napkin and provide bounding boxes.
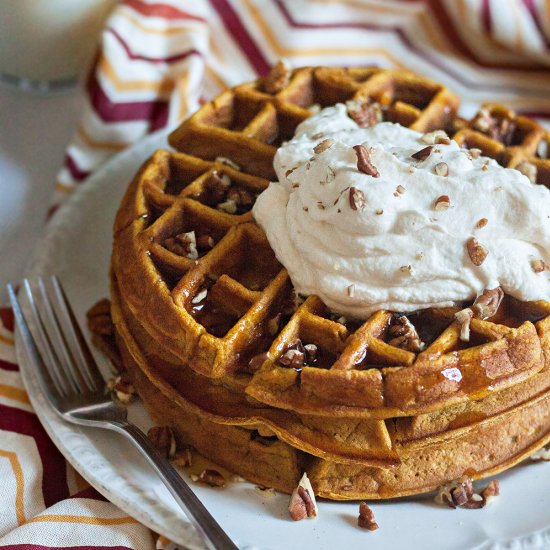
[2,1,550,548]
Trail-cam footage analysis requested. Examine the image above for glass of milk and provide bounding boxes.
[0,0,116,93]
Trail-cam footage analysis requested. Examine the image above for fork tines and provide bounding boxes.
[8,276,104,398]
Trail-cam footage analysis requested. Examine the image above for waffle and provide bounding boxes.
[105,65,550,499]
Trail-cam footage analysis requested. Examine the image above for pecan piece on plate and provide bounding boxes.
[358,502,379,530]
[288,473,318,521]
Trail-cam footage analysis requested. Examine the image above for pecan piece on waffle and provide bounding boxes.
[346,99,383,128]
[455,308,474,342]
[388,315,425,352]
[204,170,231,204]
[164,231,198,260]
[147,426,177,459]
[353,145,379,177]
[196,234,215,252]
[517,160,537,183]
[473,109,516,145]
[279,340,306,369]
[261,59,291,94]
[289,473,318,521]
[358,502,379,531]
[472,287,504,319]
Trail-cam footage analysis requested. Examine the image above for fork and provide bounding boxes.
[8,276,239,550]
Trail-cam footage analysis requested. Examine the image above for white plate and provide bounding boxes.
[16,129,550,550]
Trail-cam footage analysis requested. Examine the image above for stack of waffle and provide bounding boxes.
[104,66,550,499]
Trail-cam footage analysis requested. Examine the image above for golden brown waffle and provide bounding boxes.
[106,281,550,499]
[107,65,550,499]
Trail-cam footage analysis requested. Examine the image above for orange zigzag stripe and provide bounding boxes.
[27,514,139,525]
[0,384,30,405]
[98,55,175,95]
[0,450,26,525]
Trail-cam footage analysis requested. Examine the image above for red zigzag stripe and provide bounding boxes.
[0,359,18,372]
[107,27,202,64]
[0,404,69,507]
[122,0,207,23]
[209,0,271,75]
[86,71,169,130]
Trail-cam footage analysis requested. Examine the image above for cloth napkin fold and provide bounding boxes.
[2,1,550,548]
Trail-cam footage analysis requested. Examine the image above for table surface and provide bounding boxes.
[0,82,83,292]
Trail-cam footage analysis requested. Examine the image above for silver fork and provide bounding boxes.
[8,276,238,550]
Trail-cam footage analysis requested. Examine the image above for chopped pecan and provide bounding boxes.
[469,148,482,159]
[172,448,193,468]
[87,298,113,336]
[530,446,550,461]
[288,473,318,521]
[164,231,198,260]
[198,469,226,487]
[262,59,291,94]
[349,187,367,211]
[215,157,241,171]
[395,185,406,195]
[227,186,254,206]
[455,308,474,342]
[147,426,177,459]
[303,343,318,363]
[517,160,537,183]
[191,288,208,304]
[435,476,474,508]
[204,170,231,204]
[106,374,137,404]
[217,199,238,214]
[421,130,451,145]
[346,99,383,128]
[358,502,379,530]
[473,109,516,144]
[466,237,489,266]
[279,340,306,368]
[532,259,550,273]
[388,315,425,352]
[411,145,433,161]
[472,287,504,319]
[434,162,449,177]
[434,195,451,211]
[475,218,488,229]
[196,234,215,251]
[313,138,334,154]
[353,145,379,177]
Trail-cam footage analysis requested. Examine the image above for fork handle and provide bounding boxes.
[109,420,239,550]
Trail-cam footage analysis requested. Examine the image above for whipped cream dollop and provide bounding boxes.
[252,104,550,318]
